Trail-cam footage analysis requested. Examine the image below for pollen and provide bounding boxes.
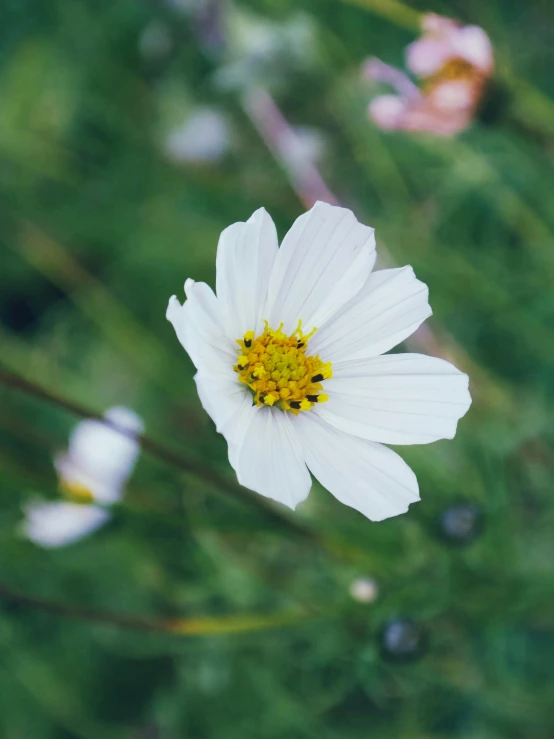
[59,478,95,505]
[234,320,332,414]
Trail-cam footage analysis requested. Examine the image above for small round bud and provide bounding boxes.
[349,577,379,604]
[439,502,483,546]
[379,618,426,662]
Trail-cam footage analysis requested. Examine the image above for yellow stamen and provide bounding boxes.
[59,478,95,505]
[234,322,332,414]
[422,57,487,102]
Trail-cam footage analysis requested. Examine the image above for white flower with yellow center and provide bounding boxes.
[167,202,471,520]
[21,407,143,548]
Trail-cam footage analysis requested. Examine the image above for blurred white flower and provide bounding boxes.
[164,108,231,164]
[167,202,471,521]
[349,577,379,604]
[21,407,143,548]
[215,10,318,92]
[365,14,494,136]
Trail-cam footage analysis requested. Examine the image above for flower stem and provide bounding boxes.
[242,87,340,209]
[242,86,451,360]
[0,367,318,543]
[0,580,309,636]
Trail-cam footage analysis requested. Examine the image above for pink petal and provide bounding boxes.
[406,37,454,77]
[428,80,478,112]
[368,95,409,130]
[370,92,473,136]
[364,57,420,98]
[453,26,494,73]
[421,13,459,35]
[401,103,472,136]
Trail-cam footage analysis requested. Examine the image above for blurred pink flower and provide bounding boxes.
[365,14,494,136]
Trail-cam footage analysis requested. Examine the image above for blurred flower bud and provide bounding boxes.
[439,501,484,546]
[349,577,379,604]
[379,618,427,661]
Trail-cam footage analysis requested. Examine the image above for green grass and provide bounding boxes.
[1,0,554,736]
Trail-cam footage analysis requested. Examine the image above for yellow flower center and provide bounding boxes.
[234,321,332,414]
[423,57,485,95]
[59,477,95,505]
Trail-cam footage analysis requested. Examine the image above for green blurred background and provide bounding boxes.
[2,0,554,736]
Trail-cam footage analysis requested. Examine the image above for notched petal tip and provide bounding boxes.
[374,496,420,523]
[184,278,196,297]
[166,295,182,322]
[249,205,270,220]
[311,200,356,219]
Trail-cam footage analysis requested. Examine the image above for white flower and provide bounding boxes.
[21,407,143,548]
[167,203,471,521]
[164,108,231,165]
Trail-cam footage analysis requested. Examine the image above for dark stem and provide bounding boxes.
[0,580,307,635]
[0,368,319,544]
[0,580,170,632]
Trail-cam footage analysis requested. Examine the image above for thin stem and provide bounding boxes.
[242,88,340,209]
[0,369,385,566]
[241,86,452,360]
[0,580,309,636]
[11,221,178,391]
[0,368,318,544]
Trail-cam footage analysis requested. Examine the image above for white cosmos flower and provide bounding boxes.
[166,202,471,521]
[21,407,143,548]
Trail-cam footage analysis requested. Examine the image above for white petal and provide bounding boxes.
[167,281,236,380]
[218,389,258,446]
[216,208,279,340]
[195,373,258,474]
[235,407,311,509]
[228,442,240,472]
[59,406,143,504]
[166,294,193,355]
[194,372,253,441]
[56,457,122,506]
[317,353,471,445]
[264,202,376,334]
[295,414,419,521]
[220,392,259,473]
[310,266,431,362]
[21,501,110,548]
[103,406,143,435]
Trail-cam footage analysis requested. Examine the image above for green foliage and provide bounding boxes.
[1,0,554,737]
